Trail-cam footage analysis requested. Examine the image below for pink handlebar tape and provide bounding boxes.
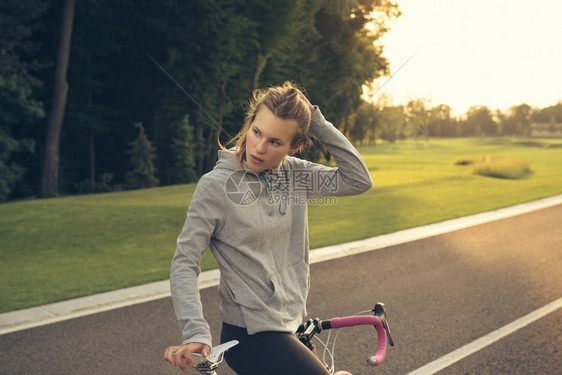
[330,316,387,366]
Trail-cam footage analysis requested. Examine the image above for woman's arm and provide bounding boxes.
[292,105,373,198]
[170,175,226,348]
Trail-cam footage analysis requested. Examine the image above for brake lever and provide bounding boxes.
[192,360,219,375]
[373,302,395,347]
[191,340,239,374]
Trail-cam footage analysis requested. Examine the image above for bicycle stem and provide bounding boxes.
[298,318,322,351]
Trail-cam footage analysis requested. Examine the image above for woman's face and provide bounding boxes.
[245,106,298,173]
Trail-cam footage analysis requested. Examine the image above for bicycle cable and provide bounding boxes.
[313,309,375,374]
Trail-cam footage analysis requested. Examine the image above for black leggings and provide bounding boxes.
[221,322,331,375]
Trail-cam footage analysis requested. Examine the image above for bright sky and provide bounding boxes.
[374,0,562,116]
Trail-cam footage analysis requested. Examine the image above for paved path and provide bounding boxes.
[1,195,561,374]
[2,195,561,335]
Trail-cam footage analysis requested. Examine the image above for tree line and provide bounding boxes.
[348,98,562,145]
[1,0,400,201]
[2,1,560,202]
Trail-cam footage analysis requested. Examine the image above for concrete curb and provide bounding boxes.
[2,194,561,335]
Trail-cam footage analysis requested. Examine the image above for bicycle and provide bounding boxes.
[189,302,394,375]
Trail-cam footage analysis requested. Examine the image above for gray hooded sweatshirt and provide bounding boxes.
[170,107,373,348]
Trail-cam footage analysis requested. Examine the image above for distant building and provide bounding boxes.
[531,122,562,138]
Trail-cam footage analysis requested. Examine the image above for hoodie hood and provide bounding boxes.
[215,149,244,172]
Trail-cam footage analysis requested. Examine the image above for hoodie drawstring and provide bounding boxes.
[259,172,274,216]
[259,171,288,216]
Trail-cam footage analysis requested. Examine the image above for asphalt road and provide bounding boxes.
[1,204,560,375]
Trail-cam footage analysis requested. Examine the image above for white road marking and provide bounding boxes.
[406,296,562,375]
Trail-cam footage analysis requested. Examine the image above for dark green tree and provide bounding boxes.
[146,0,254,176]
[0,0,47,200]
[61,0,126,194]
[168,115,197,185]
[125,122,159,189]
[240,0,311,90]
[0,131,35,200]
[283,0,400,160]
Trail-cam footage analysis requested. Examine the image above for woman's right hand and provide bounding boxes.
[298,91,315,114]
[164,342,211,372]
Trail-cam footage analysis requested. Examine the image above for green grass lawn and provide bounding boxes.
[1,137,562,313]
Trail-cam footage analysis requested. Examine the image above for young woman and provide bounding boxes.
[164,82,372,374]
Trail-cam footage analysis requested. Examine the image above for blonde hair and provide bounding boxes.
[221,81,313,167]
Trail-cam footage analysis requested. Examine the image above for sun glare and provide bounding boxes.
[373,0,562,115]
